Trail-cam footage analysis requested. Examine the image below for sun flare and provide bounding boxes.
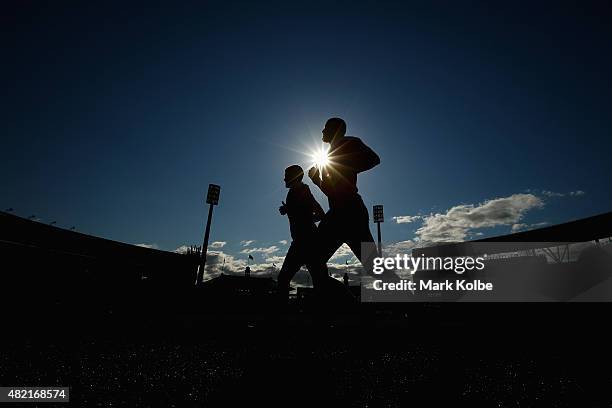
[311,146,330,169]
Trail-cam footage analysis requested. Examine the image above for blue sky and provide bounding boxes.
[2,2,611,276]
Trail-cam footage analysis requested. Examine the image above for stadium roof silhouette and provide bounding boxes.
[412,211,612,258]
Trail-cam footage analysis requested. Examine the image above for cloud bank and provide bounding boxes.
[392,215,421,224]
[415,193,544,243]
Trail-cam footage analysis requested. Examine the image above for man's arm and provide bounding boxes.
[347,137,380,173]
[305,186,325,222]
[311,198,326,222]
[308,166,321,187]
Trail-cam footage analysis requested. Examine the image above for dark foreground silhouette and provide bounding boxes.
[2,210,612,405]
[3,302,612,407]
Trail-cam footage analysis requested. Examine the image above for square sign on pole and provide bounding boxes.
[206,184,221,205]
[373,205,384,223]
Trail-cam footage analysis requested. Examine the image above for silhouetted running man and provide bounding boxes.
[308,117,382,278]
[277,165,328,301]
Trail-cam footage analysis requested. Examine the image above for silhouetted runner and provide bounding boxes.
[308,117,381,278]
[277,165,328,301]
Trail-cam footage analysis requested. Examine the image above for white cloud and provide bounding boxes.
[240,246,279,255]
[385,240,418,256]
[278,240,288,245]
[511,223,528,232]
[511,221,549,233]
[174,245,191,254]
[329,243,358,262]
[265,255,285,265]
[541,190,565,198]
[392,215,421,224]
[540,189,585,198]
[326,263,364,281]
[415,193,544,243]
[135,243,158,250]
[210,241,226,249]
[199,245,368,288]
[240,240,255,247]
[201,250,248,280]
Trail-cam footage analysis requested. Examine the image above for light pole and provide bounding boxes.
[196,184,221,285]
[373,205,384,256]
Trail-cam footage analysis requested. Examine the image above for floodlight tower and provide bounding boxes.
[196,184,221,285]
[373,205,384,256]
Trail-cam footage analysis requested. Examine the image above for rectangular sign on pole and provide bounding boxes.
[206,184,221,205]
[373,205,384,223]
[197,184,221,285]
[373,204,384,257]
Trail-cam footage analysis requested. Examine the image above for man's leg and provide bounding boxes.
[346,215,400,283]
[316,210,346,265]
[303,245,328,290]
[277,242,304,303]
[313,211,349,304]
[344,200,378,278]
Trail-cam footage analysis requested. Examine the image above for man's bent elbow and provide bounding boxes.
[367,153,380,170]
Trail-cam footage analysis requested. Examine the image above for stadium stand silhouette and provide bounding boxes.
[2,209,611,311]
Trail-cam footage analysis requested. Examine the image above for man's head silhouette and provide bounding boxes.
[322,117,346,144]
[284,165,304,188]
